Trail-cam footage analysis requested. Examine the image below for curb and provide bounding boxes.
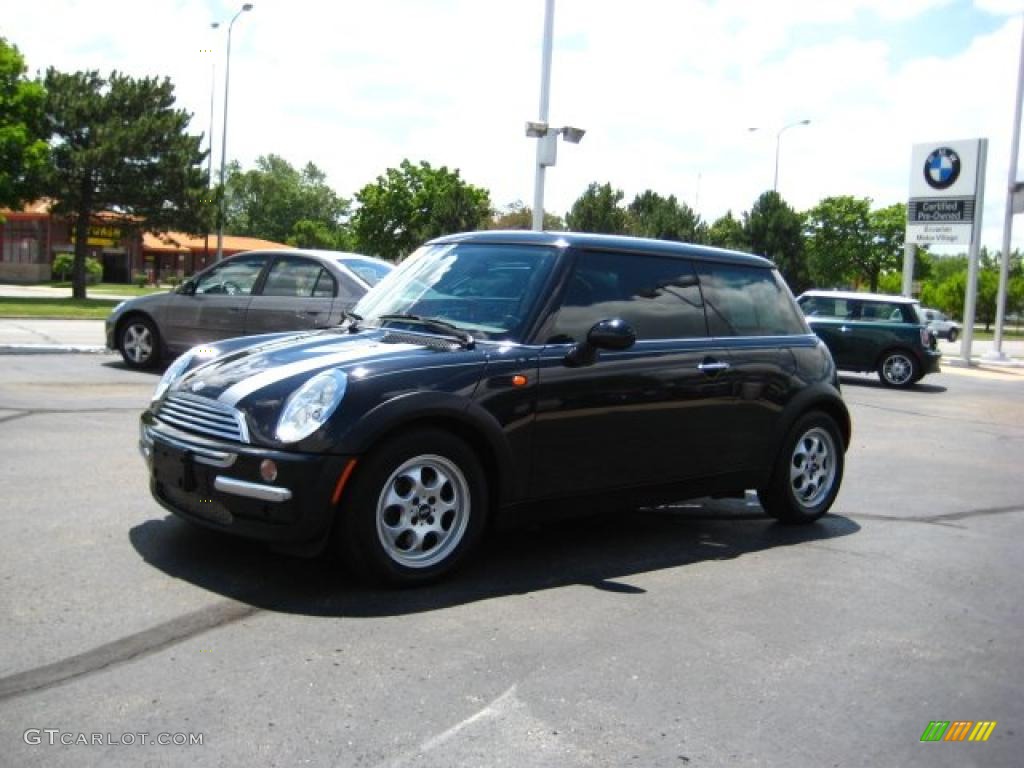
[0,344,111,355]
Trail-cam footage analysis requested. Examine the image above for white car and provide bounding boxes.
[920,308,961,342]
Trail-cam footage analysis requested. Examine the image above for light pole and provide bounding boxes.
[204,21,219,265]
[773,119,810,193]
[215,3,253,262]
[526,0,585,231]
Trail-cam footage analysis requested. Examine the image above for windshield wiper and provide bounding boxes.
[339,310,363,332]
[377,314,475,347]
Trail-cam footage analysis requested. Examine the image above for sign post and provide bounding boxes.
[907,138,988,365]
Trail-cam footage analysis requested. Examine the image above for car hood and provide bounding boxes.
[170,328,471,407]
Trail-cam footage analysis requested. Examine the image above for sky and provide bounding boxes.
[4,0,1024,253]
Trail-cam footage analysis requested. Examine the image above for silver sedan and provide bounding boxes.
[105,249,392,368]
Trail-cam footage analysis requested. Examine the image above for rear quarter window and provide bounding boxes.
[698,264,808,336]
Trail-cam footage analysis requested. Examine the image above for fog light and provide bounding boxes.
[260,459,278,483]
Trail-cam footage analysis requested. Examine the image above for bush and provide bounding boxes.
[133,272,149,288]
[52,253,102,284]
[165,274,181,287]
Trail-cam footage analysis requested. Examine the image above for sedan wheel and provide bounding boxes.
[119,317,160,369]
[948,328,958,342]
[878,351,918,388]
[339,429,487,584]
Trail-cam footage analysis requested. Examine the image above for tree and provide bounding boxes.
[224,155,352,249]
[486,200,563,231]
[707,210,748,251]
[804,196,874,290]
[626,190,706,243]
[745,191,808,293]
[565,182,628,234]
[866,203,908,291]
[352,159,491,261]
[44,68,208,297]
[0,38,49,212]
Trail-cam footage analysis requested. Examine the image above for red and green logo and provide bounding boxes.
[921,721,997,742]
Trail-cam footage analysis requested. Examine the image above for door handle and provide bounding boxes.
[697,360,730,373]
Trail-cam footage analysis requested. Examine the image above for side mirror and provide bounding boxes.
[565,318,636,367]
[178,280,196,296]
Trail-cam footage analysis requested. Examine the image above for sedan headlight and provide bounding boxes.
[275,369,347,443]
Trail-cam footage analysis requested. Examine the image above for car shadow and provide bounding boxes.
[129,498,860,618]
[102,359,164,375]
[838,374,947,394]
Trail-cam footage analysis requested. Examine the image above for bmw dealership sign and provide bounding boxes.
[907,139,985,246]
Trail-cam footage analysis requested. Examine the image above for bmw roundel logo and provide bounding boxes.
[924,147,961,190]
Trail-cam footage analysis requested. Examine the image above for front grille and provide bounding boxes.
[155,393,248,443]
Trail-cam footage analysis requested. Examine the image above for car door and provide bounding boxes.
[696,262,809,471]
[244,255,339,335]
[162,253,268,348]
[530,249,738,499]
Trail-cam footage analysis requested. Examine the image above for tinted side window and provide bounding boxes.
[548,251,707,342]
[698,264,807,336]
[262,256,336,298]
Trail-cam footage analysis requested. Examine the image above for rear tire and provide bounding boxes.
[118,316,161,369]
[758,411,844,524]
[948,328,958,342]
[877,350,919,388]
[338,429,488,585]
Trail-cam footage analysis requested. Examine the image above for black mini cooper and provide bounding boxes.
[140,231,850,584]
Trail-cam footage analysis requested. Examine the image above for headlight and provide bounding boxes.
[151,346,220,402]
[275,370,347,443]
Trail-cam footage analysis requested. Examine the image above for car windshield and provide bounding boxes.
[337,257,392,286]
[352,242,559,341]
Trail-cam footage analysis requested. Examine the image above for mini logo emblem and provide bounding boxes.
[190,381,206,393]
[924,147,961,190]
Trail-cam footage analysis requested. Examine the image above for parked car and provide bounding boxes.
[797,290,941,388]
[920,307,961,341]
[140,231,851,585]
[106,249,392,369]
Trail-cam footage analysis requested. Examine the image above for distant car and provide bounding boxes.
[920,307,961,342]
[797,290,941,388]
[106,250,392,369]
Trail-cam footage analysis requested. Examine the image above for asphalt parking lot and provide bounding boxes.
[0,353,1021,767]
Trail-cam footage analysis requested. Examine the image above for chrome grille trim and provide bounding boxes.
[155,393,249,444]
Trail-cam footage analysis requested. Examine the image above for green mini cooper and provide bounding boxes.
[797,290,942,388]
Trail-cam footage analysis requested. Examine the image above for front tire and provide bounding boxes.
[339,429,488,585]
[877,350,919,388]
[758,411,844,524]
[118,316,161,369]
[947,328,958,342]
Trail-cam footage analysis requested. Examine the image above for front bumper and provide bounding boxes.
[139,414,352,550]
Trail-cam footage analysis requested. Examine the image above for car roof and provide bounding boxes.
[429,230,774,268]
[798,289,920,305]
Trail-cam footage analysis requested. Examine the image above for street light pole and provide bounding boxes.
[531,0,555,231]
[204,21,219,266]
[773,119,810,193]
[215,3,253,262]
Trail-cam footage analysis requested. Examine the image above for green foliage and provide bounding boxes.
[134,272,149,288]
[352,159,491,261]
[43,67,208,297]
[745,191,808,293]
[804,196,873,289]
[565,182,628,234]
[486,200,564,231]
[0,37,50,211]
[52,253,100,283]
[224,155,351,248]
[707,211,748,251]
[626,190,706,243]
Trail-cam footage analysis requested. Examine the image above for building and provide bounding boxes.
[0,201,287,283]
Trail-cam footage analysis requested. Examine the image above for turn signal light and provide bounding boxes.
[260,459,278,483]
